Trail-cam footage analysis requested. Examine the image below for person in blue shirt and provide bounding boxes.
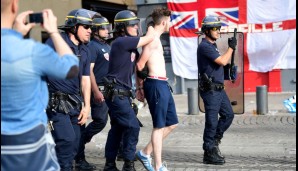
[1,0,79,170]
[45,9,94,171]
[197,15,237,165]
[102,10,155,171]
[75,16,111,170]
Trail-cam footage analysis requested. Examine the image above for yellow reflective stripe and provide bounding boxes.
[94,22,110,26]
[202,21,221,25]
[114,17,138,22]
[66,16,92,21]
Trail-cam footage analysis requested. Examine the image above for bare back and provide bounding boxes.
[146,36,166,77]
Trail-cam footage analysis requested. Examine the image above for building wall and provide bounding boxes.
[99,0,137,10]
[281,69,296,92]
[82,0,129,25]
[19,0,81,42]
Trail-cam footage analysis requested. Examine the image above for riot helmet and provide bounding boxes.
[92,17,110,30]
[201,15,222,40]
[113,10,140,37]
[201,15,222,33]
[92,16,112,40]
[58,9,98,43]
[59,9,96,30]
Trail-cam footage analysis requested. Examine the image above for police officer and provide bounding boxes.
[102,10,155,171]
[75,16,111,170]
[46,9,94,171]
[197,15,237,165]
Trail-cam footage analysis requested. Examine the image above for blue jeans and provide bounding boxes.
[1,124,60,171]
[200,90,234,151]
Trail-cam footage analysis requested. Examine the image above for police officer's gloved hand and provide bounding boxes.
[228,37,237,50]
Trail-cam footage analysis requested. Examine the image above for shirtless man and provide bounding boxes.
[135,7,179,171]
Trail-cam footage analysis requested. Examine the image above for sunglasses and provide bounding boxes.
[211,27,221,31]
[81,25,91,30]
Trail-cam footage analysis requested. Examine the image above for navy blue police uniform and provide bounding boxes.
[104,36,140,162]
[46,32,91,171]
[75,37,110,161]
[197,38,234,153]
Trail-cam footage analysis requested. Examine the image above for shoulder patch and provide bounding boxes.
[104,53,109,61]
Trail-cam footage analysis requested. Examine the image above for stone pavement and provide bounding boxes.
[81,92,296,171]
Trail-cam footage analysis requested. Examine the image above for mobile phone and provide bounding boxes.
[29,13,43,23]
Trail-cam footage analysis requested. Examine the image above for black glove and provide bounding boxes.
[137,67,149,79]
[228,37,237,50]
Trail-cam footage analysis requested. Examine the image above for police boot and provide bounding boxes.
[122,160,136,171]
[103,160,120,171]
[117,152,124,161]
[214,139,225,159]
[75,158,96,170]
[117,152,137,161]
[203,147,225,165]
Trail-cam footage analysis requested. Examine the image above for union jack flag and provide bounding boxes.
[171,11,198,30]
[168,0,199,37]
[205,7,239,26]
[168,0,238,37]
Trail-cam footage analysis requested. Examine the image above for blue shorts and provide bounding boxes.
[144,78,179,128]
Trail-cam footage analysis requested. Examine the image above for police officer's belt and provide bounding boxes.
[113,89,132,97]
[53,91,68,100]
[210,83,225,91]
[47,91,82,114]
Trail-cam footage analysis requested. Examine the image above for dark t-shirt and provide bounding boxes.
[45,32,91,94]
[88,38,110,85]
[107,36,140,88]
[197,38,224,84]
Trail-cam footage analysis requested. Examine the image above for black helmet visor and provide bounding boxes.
[127,19,140,26]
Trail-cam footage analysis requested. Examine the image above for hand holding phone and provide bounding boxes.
[13,11,36,36]
[41,9,59,35]
[29,13,43,24]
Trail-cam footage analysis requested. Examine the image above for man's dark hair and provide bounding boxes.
[151,7,171,25]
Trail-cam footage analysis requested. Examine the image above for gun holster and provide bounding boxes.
[198,73,213,92]
[47,92,81,114]
[102,77,116,100]
[102,77,136,101]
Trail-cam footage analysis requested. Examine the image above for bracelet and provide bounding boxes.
[137,87,143,90]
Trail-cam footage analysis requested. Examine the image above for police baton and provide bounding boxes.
[229,28,238,83]
[137,118,144,127]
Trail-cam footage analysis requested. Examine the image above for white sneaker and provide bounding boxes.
[158,162,168,171]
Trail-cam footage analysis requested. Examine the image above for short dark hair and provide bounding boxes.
[151,7,171,25]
